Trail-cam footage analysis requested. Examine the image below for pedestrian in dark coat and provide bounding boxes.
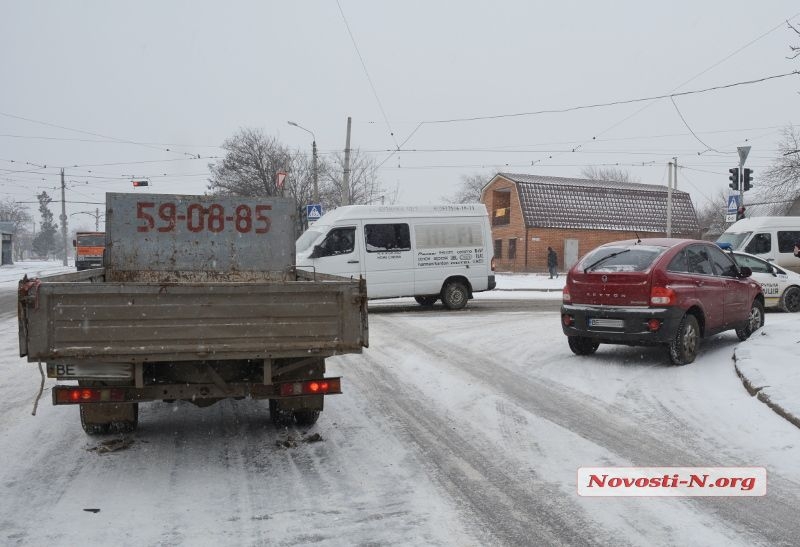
[547,246,558,279]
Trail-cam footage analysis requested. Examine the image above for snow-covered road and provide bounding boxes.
[2,296,799,546]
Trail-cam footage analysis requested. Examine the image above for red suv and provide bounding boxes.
[560,238,764,365]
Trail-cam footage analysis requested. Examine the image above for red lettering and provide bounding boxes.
[187,203,205,233]
[235,204,252,233]
[207,204,224,232]
[255,204,272,234]
[157,202,176,232]
[136,202,155,232]
[688,474,708,487]
[587,474,607,488]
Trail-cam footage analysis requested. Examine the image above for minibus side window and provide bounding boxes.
[744,233,771,255]
[365,224,411,252]
[315,227,355,257]
[778,230,800,253]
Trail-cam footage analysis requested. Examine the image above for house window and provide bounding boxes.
[494,239,503,259]
[492,190,511,226]
[508,238,516,259]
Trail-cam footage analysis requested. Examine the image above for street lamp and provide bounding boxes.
[287,121,319,204]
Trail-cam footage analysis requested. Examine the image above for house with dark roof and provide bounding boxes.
[481,173,699,273]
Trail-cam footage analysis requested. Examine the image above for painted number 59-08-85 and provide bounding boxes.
[136,202,272,234]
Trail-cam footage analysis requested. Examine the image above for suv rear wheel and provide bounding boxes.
[668,314,699,366]
[736,299,764,341]
[568,336,599,355]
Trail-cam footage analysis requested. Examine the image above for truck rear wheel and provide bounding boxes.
[80,403,138,435]
[269,400,321,427]
[294,409,320,426]
[441,281,468,310]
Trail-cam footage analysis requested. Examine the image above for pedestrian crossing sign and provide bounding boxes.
[306,204,323,221]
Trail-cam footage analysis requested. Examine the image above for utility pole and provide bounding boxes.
[342,116,352,206]
[673,156,678,190]
[60,168,68,266]
[666,159,673,237]
[311,139,319,204]
[95,207,100,231]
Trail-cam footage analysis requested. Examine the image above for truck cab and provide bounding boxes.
[73,231,105,270]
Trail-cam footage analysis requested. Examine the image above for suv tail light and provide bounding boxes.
[650,286,676,306]
[562,287,571,303]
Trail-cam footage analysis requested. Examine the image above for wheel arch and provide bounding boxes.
[685,305,706,337]
[441,275,473,297]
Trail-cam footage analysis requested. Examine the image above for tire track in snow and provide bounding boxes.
[346,349,620,547]
[369,313,800,546]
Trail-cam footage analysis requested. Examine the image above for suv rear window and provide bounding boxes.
[578,245,665,273]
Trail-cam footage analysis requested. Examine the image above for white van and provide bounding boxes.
[295,204,496,309]
[717,216,800,273]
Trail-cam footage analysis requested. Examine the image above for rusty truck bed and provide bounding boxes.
[19,268,368,364]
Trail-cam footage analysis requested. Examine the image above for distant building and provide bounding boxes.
[0,221,14,265]
[481,173,699,273]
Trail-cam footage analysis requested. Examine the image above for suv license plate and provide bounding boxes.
[589,318,624,328]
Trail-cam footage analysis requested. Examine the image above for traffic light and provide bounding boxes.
[728,167,739,191]
[132,180,149,187]
[736,205,746,221]
[742,168,753,191]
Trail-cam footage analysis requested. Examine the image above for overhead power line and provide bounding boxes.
[426,71,799,125]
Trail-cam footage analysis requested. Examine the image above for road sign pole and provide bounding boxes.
[737,146,751,215]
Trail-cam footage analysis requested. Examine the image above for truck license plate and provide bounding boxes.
[47,363,133,379]
[588,318,624,328]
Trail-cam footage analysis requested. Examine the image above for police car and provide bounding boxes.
[730,251,800,312]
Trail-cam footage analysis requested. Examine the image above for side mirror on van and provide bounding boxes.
[309,245,323,259]
[739,266,752,278]
[72,239,77,247]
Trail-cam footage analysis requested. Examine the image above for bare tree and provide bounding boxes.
[580,166,640,183]
[208,128,294,197]
[695,189,730,239]
[447,172,492,203]
[322,149,388,207]
[759,126,800,207]
[788,20,800,59]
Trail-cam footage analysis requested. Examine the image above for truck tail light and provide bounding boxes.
[562,287,571,303]
[278,378,342,397]
[650,286,676,306]
[491,257,496,271]
[53,386,125,404]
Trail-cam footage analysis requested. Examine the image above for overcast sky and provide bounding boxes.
[2,1,799,230]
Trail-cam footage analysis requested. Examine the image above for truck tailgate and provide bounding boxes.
[20,277,367,363]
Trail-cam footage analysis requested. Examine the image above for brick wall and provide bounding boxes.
[482,176,697,273]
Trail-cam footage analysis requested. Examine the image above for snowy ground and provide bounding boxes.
[2,261,799,545]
